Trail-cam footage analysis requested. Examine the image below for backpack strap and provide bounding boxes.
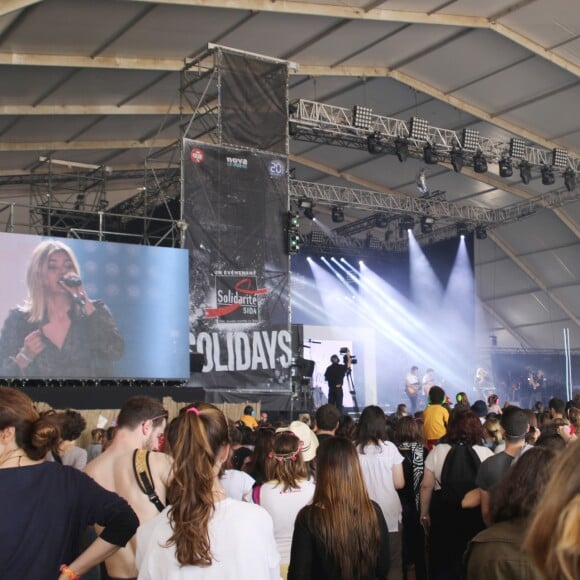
[132,449,165,512]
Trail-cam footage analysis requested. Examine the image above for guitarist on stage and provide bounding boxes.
[405,365,420,414]
[527,368,546,408]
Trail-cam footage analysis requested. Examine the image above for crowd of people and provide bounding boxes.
[1,387,580,580]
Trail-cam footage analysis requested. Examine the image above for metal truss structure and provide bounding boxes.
[289,99,580,173]
[290,179,580,252]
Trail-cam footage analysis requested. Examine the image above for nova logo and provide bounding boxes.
[226,157,248,169]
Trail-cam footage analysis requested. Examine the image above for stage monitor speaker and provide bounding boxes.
[189,351,206,373]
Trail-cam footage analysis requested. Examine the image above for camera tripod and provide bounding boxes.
[345,368,360,415]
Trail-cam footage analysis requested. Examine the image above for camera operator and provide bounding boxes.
[324,348,352,415]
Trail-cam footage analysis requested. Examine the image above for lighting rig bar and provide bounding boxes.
[332,213,395,236]
[290,180,579,226]
[289,99,580,173]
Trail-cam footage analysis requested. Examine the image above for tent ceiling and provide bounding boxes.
[0,0,578,350]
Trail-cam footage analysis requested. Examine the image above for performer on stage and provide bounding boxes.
[422,368,436,397]
[527,369,546,409]
[0,240,124,378]
[405,366,420,414]
[324,350,351,414]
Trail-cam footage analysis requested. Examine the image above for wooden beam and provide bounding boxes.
[0,104,186,115]
[0,51,184,71]
[0,138,177,152]
[488,230,579,327]
[127,0,488,27]
[491,22,580,79]
[478,298,531,348]
[0,0,42,17]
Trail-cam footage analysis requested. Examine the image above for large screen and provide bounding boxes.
[0,233,190,380]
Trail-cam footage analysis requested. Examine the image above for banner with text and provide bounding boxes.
[183,139,290,388]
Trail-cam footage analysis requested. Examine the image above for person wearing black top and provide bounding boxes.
[0,387,139,580]
[324,352,351,414]
[288,437,389,580]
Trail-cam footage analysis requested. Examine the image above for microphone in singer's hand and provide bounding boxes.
[60,275,82,288]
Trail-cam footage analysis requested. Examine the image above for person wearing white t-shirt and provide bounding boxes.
[259,431,316,568]
[220,468,255,502]
[355,405,405,580]
[136,403,279,580]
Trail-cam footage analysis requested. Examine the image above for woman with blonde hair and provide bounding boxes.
[0,240,123,377]
[524,441,580,580]
[288,436,390,580]
[136,402,280,579]
[260,431,316,570]
[0,387,138,580]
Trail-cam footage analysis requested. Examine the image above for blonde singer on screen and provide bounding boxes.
[0,240,124,378]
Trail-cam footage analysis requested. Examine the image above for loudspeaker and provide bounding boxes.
[189,351,206,373]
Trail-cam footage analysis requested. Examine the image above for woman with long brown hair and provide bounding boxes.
[288,436,390,580]
[136,402,280,579]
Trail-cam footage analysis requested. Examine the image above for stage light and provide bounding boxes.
[298,198,313,209]
[564,169,576,192]
[367,131,384,154]
[331,206,344,223]
[473,151,488,174]
[287,211,300,254]
[310,231,325,245]
[420,216,434,233]
[409,117,429,141]
[450,148,464,173]
[519,161,532,185]
[461,128,480,152]
[498,157,513,178]
[395,138,409,163]
[509,138,526,159]
[552,147,568,169]
[456,222,469,236]
[375,213,389,228]
[353,105,373,129]
[304,207,315,219]
[475,225,487,240]
[540,165,555,186]
[399,215,415,237]
[423,144,438,165]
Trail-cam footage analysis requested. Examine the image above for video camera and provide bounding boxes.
[340,347,357,365]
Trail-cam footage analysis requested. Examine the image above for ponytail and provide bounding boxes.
[166,403,229,567]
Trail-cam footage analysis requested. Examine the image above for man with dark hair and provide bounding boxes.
[475,406,530,526]
[239,404,259,430]
[85,396,171,580]
[315,404,341,444]
[548,397,566,420]
[324,352,351,414]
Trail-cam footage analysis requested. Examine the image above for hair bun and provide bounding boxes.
[29,415,60,459]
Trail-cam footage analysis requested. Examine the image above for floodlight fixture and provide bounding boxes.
[353,105,373,129]
[375,213,389,228]
[509,138,526,159]
[450,148,464,173]
[540,165,555,186]
[367,131,384,154]
[475,225,487,240]
[498,157,513,178]
[552,147,568,169]
[365,234,382,250]
[420,216,434,234]
[519,161,532,185]
[331,206,344,223]
[456,222,469,237]
[399,216,415,237]
[395,138,409,163]
[288,232,300,254]
[423,144,438,165]
[473,151,488,174]
[304,207,315,220]
[564,168,576,192]
[461,128,480,152]
[298,198,313,209]
[310,231,326,245]
[409,117,429,141]
[289,211,299,228]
